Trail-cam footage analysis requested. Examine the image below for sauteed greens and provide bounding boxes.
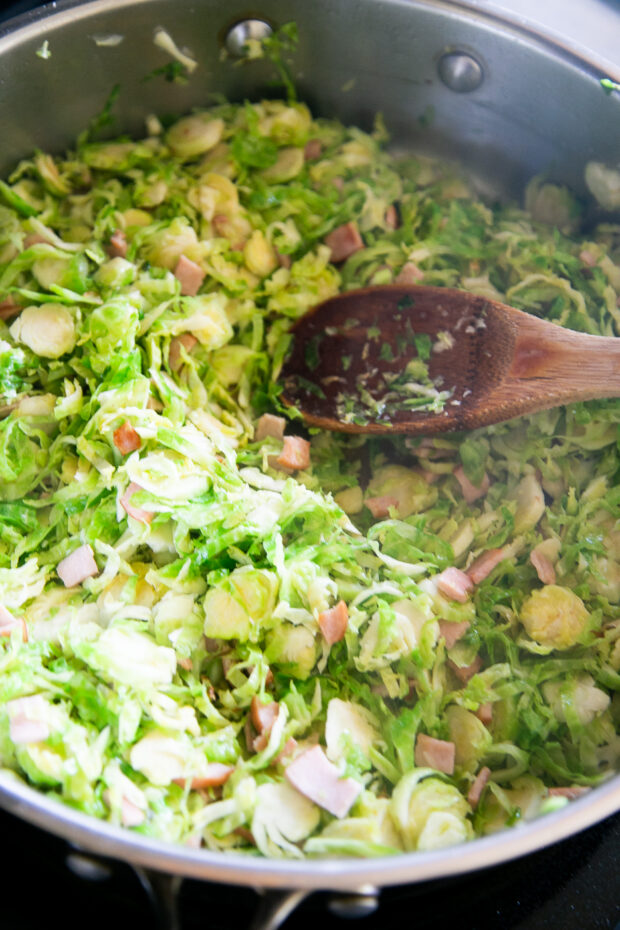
[0,97,619,858]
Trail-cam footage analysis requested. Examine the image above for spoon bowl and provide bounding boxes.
[280,285,620,434]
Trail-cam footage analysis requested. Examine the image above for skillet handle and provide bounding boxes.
[249,889,309,930]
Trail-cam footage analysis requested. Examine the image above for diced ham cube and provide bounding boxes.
[467,766,491,807]
[466,548,506,585]
[120,482,154,524]
[579,249,597,268]
[548,786,590,800]
[324,222,364,263]
[7,695,50,744]
[384,204,400,230]
[275,249,292,269]
[212,214,247,251]
[173,764,235,789]
[113,420,142,455]
[107,229,128,258]
[0,605,27,642]
[438,619,470,650]
[317,600,349,645]
[169,333,198,372]
[121,797,146,828]
[394,262,424,285]
[285,745,361,818]
[435,567,474,603]
[475,702,493,725]
[276,737,298,764]
[23,233,50,248]
[174,254,205,296]
[0,296,21,320]
[449,654,483,684]
[275,435,311,472]
[168,333,198,371]
[252,732,270,753]
[530,548,557,585]
[57,544,99,588]
[414,733,455,775]
[255,413,286,442]
[365,495,399,519]
[304,139,323,161]
[453,465,490,504]
[251,696,279,735]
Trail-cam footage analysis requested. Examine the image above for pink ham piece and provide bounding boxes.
[285,744,362,818]
[467,766,491,807]
[394,262,424,285]
[169,333,198,372]
[449,654,483,684]
[414,733,455,775]
[23,232,50,248]
[120,482,154,524]
[212,214,246,251]
[435,567,474,603]
[251,696,279,735]
[324,222,364,263]
[548,786,590,800]
[107,229,128,258]
[276,435,311,472]
[438,619,470,650]
[318,600,349,645]
[7,695,50,744]
[174,254,205,296]
[304,139,323,161]
[365,495,399,519]
[173,764,235,789]
[121,798,146,828]
[453,465,490,504]
[579,249,597,268]
[0,297,21,321]
[466,548,506,585]
[475,703,493,725]
[57,544,99,588]
[530,548,556,585]
[276,737,298,764]
[384,204,400,230]
[255,413,286,442]
[112,420,142,455]
[0,605,27,642]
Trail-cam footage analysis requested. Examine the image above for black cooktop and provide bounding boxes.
[1,804,618,930]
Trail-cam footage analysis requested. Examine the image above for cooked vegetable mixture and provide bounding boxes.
[0,96,619,859]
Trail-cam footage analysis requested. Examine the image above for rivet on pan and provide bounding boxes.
[438,51,484,92]
[225,19,273,58]
[327,886,380,919]
[66,852,113,881]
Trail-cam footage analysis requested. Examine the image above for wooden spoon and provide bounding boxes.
[279,285,620,435]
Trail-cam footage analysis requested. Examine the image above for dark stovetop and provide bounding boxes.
[1,804,619,930]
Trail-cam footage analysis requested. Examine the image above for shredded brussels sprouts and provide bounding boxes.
[0,92,619,859]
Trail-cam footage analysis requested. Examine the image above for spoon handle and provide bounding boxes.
[476,310,620,428]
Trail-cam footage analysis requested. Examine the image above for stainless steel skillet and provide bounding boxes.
[0,0,619,913]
